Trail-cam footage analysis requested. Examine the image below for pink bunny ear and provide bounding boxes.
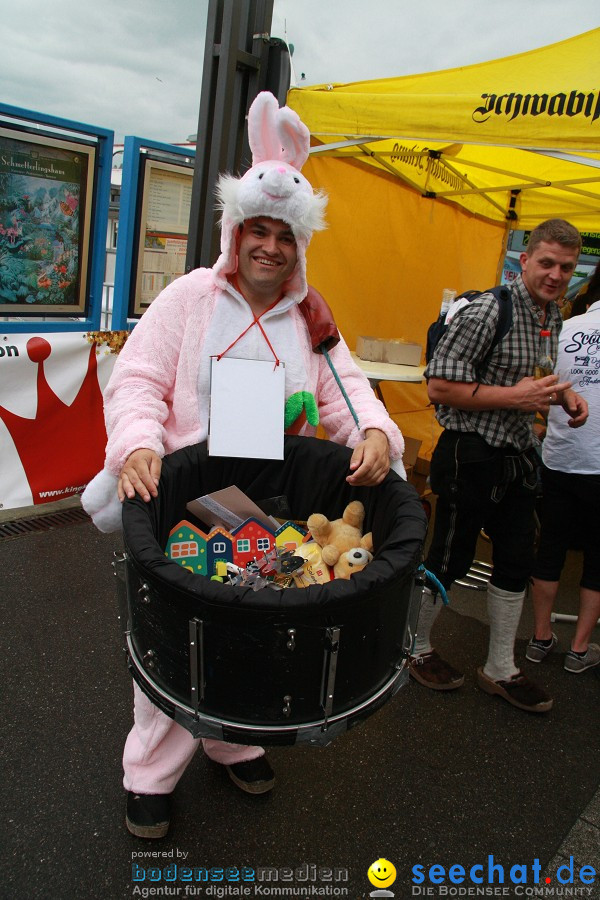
[276,107,309,170]
[247,91,310,170]
[247,92,283,164]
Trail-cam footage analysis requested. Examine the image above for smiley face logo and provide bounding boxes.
[367,859,397,889]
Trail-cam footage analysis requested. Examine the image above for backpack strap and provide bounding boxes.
[478,285,513,372]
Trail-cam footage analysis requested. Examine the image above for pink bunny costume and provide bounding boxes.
[82,92,406,795]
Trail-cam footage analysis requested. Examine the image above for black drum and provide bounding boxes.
[115,436,427,746]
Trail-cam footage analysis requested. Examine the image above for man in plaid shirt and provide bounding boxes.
[410,219,588,712]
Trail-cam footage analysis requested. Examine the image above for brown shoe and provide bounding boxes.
[409,650,464,691]
[476,667,553,713]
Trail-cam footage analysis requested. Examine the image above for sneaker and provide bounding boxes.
[226,756,275,794]
[476,667,553,713]
[126,791,171,839]
[564,643,600,673]
[408,649,464,691]
[525,632,558,663]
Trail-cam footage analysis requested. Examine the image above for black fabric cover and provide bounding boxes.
[122,436,427,612]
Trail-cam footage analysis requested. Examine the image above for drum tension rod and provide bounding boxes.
[321,626,341,729]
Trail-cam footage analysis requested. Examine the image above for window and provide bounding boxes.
[171,541,198,559]
[237,539,250,553]
[257,538,271,552]
[213,541,226,554]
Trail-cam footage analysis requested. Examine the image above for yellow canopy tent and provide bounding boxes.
[286,28,600,455]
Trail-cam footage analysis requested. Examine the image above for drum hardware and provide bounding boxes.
[138,583,151,604]
[400,570,427,662]
[143,649,157,670]
[320,626,341,728]
[189,618,206,713]
[282,695,292,717]
[112,551,130,652]
[286,628,296,651]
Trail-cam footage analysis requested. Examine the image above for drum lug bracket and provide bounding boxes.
[320,626,341,728]
[112,551,130,652]
[400,570,427,661]
[189,618,206,714]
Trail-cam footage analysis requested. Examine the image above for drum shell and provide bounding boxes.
[120,437,427,745]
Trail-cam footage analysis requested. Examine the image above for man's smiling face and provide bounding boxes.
[236,217,298,313]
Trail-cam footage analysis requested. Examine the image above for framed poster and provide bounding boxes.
[131,156,193,317]
[0,126,96,316]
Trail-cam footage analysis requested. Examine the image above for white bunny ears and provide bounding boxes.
[213,92,327,300]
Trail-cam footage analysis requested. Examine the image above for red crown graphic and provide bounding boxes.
[0,337,107,505]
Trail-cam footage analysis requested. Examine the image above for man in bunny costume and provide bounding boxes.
[82,92,406,839]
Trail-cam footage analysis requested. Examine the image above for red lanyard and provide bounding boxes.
[214,287,281,367]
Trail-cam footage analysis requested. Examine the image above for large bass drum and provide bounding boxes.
[115,436,427,746]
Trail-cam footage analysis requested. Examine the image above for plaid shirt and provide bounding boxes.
[424,275,563,450]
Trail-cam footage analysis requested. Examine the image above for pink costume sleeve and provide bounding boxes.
[103,272,214,474]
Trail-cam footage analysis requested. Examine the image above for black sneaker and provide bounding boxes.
[226,756,275,794]
[126,791,171,839]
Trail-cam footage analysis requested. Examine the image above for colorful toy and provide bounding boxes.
[307,500,373,568]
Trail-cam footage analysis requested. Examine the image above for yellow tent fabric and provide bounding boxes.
[287,30,600,456]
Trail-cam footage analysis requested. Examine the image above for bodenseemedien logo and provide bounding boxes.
[368,859,397,897]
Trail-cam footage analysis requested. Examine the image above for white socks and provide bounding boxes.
[412,587,444,656]
[483,583,525,681]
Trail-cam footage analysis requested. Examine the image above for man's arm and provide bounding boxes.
[346,428,390,486]
[428,373,572,414]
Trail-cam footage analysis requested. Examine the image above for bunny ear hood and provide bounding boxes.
[213,91,327,302]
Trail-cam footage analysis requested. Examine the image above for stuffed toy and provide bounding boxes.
[307,500,373,568]
[333,546,373,580]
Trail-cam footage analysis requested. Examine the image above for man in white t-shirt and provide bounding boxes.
[528,296,600,673]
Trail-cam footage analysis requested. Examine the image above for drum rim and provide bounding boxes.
[126,630,408,734]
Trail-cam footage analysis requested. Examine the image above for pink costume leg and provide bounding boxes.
[123,683,265,793]
[123,683,199,795]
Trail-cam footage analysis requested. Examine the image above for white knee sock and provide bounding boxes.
[483,583,525,681]
[412,587,444,656]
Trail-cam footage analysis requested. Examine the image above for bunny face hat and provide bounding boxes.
[213,91,327,302]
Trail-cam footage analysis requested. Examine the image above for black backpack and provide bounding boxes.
[425,285,513,365]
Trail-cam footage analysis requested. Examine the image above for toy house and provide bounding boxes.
[206,528,234,576]
[165,520,208,575]
[231,517,274,568]
[275,521,307,552]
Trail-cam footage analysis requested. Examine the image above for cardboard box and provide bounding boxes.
[414,456,431,476]
[356,336,423,367]
[408,469,430,496]
[383,339,423,367]
[356,335,385,362]
[402,436,422,469]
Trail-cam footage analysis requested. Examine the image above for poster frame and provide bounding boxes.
[0,102,113,333]
[111,137,195,330]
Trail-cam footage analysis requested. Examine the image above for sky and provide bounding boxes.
[1,0,600,145]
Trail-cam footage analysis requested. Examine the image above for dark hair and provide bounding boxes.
[526,219,582,255]
[585,257,600,304]
[569,292,590,318]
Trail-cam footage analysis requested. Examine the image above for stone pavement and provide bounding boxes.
[1,496,598,900]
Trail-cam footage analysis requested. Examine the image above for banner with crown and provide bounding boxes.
[0,332,117,510]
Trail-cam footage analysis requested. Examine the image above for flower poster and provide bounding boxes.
[0,127,95,316]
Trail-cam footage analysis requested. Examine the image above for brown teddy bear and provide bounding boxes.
[332,546,374,580]
[307,500,373,568]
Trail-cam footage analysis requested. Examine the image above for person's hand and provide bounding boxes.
[346,429,390,486]
[560,388,588,428]
[118,449,162,502]
[510,374,572,414]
